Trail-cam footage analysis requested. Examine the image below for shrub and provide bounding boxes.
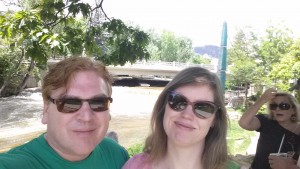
[127,143,144,157]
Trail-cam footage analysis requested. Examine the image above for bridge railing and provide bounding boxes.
[122,60,216,72]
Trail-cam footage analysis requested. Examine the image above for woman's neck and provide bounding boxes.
[154,141,204,169]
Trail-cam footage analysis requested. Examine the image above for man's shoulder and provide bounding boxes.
[0,146,39,169]
[99,137,124,149]
[0,134,45,169]
[96,137,129,157]
[92,137,129,167]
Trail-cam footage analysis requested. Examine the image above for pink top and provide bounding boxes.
[122,153,152,169]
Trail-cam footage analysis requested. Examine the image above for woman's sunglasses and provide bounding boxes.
[48,96,113,113]
[167,91,219,118]
[269,103,292,110]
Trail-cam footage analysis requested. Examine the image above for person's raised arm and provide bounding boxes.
[238,88,277,131]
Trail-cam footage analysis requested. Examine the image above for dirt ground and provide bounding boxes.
[109,115,151,148]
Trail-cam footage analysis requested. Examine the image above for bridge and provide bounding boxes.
[26,60,218,88]
[46,59,217,77]
[106,60,217,77]
[37,60,218,87]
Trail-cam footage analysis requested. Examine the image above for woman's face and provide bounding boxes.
[163,84,216,147]
[270,96,295,122]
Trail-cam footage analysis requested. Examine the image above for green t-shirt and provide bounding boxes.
[0,134,129,169]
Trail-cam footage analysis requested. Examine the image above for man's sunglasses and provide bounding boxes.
[48,96,113,113]
[167,91,219,118]
[269,103,292,111]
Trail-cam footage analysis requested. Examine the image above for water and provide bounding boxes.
[0,87,163,137]
[0,89,43,128]
[110,87,162,117]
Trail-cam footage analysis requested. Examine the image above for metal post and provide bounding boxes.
[220,22,228,92]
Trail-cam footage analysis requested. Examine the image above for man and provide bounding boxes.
[0,57,129,168]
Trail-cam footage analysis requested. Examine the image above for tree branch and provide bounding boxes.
[45,4,71,27]
[91,0,111,21]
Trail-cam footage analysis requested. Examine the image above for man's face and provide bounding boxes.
[42,71,111,161]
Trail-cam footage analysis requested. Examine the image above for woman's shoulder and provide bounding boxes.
[122,153,151,169]
[130,153,149,161]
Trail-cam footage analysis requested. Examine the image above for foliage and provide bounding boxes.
[257,24,294,88]
[0,46,28,95]
[228,24,300,109]
[188,54,211,64]
[94,19,150,65]
[269,39,300,91]
[147,30,195,62]
[227,27,260,87]
[227,27,260,107]
[0,0,150,96]
[126,143,144,157]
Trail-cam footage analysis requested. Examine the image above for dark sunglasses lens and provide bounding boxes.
[168,94,187,111]
[279,103,290,110]
[270,103,291,110]
[194,102,216,118]
[89,98,110,112]
[59,99,82,113]
[269,103,277,110]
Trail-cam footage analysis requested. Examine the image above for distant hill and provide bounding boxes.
[194,45,221,58]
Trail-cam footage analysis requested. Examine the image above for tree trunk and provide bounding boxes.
[0,81,8,96]
[15,58,35,95]
[244,83,249,109]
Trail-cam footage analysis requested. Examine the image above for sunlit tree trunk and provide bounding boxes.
[16,58,35,95]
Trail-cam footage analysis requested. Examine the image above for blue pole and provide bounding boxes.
[220,22,227,92]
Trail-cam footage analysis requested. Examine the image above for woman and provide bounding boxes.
[123,67,239,169]
[239,88,300,169]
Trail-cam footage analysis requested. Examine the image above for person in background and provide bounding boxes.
[122,67,240,169]
[239,88,300,169]
[106,131,119,143]
[0,57,129,169]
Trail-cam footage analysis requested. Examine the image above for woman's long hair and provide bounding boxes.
[143,67,229,169]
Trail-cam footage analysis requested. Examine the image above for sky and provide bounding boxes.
[101,0,300,47]
[1,0,299,47]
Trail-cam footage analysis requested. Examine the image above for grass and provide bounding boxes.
[227,120,256,155]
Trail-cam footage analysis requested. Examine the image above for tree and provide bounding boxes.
[257,24,294,87]
[188,54,211,64]
[0,0,150,96]
[227,27,260,108]
[147,30,194,62]
[228,24,297,109]
[270,39,300,92]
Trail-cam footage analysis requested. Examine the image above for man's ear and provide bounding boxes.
[42,101,49,124]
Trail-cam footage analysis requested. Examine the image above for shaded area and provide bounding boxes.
[113,77,169,87]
